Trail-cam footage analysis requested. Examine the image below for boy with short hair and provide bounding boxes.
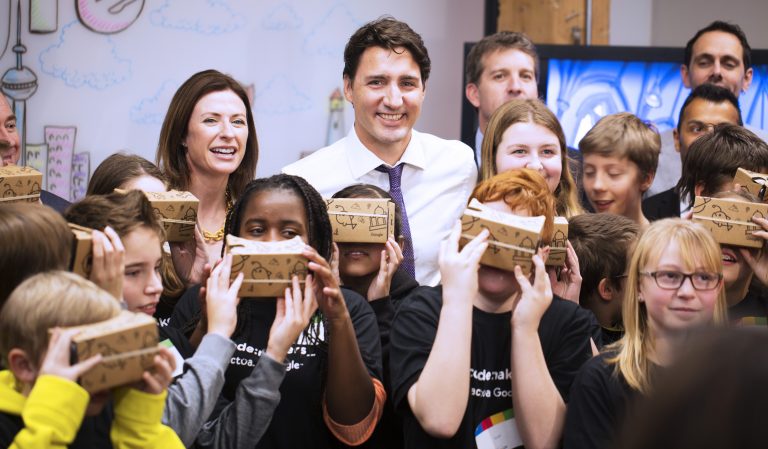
[580,113,660,228]
[568,213,640,346]
[0,271,182,448]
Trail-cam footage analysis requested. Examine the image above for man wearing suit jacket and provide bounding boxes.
[642,84,742,221]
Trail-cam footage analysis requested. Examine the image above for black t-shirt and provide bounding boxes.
[563,353,636,449]
[210,288,382,449]
[730,287,768,325]
[168,284,202,336]
[390,286,592,449]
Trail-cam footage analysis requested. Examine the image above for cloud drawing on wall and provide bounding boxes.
[253,76,311,114]
[262,4,302,31]
[303,4,359,57]
[38,21,131,89]
[150,0,244,35]
[130,80,179,124]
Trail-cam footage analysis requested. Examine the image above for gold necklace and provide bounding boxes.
[202,188,233,243]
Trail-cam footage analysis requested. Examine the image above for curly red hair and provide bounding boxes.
[471,168,556,244]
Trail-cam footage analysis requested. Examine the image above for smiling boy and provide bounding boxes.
[580,113,660,228]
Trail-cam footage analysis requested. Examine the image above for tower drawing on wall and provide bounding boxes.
[2,0,37,166]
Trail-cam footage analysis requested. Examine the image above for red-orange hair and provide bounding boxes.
[471,168,555,244]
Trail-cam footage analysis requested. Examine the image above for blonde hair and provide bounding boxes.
[472,168,555,244]
[579,112,661,179]
[480,99,582,218]
[607,219,727,394]
[0,271,121,367]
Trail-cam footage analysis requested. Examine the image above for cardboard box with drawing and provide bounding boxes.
[460,199,545,274]
[325,198,396,243]
[66,311,159,393]
[142,190,199,242]
[69,223,93,278]
[692,196,768,248]
[226,235,309,297]
[0,165,42,204]
[733,168,768,202]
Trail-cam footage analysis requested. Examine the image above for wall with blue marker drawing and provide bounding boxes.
[0,0,482,200]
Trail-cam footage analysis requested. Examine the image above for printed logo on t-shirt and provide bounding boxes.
[474,409,522,449]
[230,319,326,371]
[470,368,511,398]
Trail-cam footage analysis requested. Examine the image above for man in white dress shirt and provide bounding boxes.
[649,20,768,196]
[283,17,476,286]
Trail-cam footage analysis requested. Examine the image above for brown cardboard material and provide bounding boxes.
[0,165,42,204]
[459,199,545,274]
[546,217,569,267]
[325,198,396,243]
[66,310,159,393]
[142,190,199,242]
[69,223,93,278]
[733,168,768,202]
[226,235,309,297]
[692,196,768,248]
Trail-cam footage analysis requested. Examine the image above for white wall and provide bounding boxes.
[8,0,484,200]
[610,0,768,48]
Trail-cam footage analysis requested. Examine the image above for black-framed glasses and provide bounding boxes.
[640,271,722,291]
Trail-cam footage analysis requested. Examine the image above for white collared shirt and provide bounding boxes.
[283,127,477,286]
[475,127,484,167]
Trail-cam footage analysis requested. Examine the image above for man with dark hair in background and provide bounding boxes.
[649,20,767,196]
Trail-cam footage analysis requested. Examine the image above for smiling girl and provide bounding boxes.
[479,98,582,218]
[564,218,727,449]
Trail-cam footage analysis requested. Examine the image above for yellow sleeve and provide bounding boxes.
[11,375,89,449]
[110,387,184,449]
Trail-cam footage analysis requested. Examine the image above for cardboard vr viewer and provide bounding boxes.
[459,199,545,274]
[546,217,569,267]
[733,168,768,202]
[64,310,159,393]
[0,165,42,204]
[692,196,768,248]
[325,198,396,243]
[226,234,309,297]
[69,223,93,278]
[142,190,199,242]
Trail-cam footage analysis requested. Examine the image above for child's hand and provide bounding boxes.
[89,227,125,301]
[438,221,489,306]
[547,241,582,303]
[170,224,210,287]
[303,246,348,322]
[206,253,243,337]
[740,215,768,284]
[137,347,176,395]
[367,237,404,301]
[39,328,102,383]
[512,250,553,332]
[267,275,319,363]
[330,242,341,286]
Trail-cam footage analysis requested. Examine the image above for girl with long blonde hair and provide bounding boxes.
[563,218,727,449]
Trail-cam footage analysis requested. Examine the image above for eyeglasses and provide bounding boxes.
[640,271,722,291]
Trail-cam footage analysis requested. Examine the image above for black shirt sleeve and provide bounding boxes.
[540,298,594,402]
[389,285,442,410]
[168,284,201,335]
[564,354,631,449]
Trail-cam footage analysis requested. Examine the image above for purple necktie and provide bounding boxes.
[376,164,415,278]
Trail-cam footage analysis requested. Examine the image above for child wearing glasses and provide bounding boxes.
[563,218,727,449]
